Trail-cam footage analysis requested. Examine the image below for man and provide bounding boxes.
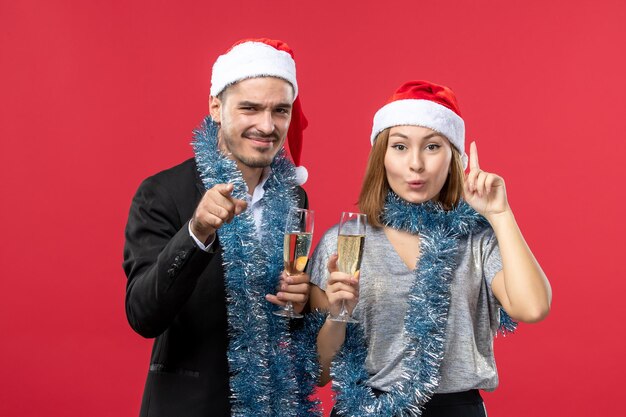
[123,38,318,417]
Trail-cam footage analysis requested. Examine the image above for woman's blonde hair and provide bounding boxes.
[358,128,465,227]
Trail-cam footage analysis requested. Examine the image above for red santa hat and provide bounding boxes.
[211,38,309,184]
[371,80,467,168]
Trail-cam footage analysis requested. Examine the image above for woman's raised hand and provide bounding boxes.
[463,141,510,219]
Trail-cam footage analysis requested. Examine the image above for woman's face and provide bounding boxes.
[384,125,453,204]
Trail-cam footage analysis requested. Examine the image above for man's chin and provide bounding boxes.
[239,155,274,169]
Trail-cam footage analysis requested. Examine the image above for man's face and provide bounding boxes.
[210,77,294,169]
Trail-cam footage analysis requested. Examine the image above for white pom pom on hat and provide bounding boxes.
[294,166,308,185]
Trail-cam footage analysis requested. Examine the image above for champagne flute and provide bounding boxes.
[273,207,314,319]
[329,212,366,323]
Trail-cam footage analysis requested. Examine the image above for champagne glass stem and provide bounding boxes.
[283,300,296,315]
[337,301,350,320]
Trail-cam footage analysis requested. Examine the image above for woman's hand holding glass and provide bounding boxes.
[327,212,366,323]
[325,254,360,320]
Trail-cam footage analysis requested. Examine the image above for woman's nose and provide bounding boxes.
[408,151,424,173]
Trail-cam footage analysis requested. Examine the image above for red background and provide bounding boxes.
[1,1,625,416]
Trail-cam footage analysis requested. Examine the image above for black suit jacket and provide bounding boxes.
[123,158,308,417]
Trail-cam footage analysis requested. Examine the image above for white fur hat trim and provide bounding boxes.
[210,42,298,99]
[371,99,467,167]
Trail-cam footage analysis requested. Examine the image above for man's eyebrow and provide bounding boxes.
[237,101,261,107]
[236,101,293,109]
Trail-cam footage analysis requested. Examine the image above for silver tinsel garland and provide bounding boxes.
[193,117,323,417]
[330,193,516,417]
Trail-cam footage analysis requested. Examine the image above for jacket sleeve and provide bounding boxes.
[123,176,214,338]
[297,186,309,209]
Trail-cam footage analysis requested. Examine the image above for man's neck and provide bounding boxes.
[216,132,265,193]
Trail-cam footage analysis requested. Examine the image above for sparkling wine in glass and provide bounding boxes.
[329,212,366,323]
[274,207,314,319]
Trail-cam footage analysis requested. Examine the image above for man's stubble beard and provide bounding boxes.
[218,128,278,169]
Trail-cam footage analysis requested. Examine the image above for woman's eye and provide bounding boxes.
[426,144,440,151]
[392,144,407,151]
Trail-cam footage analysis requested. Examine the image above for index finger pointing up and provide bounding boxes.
[469,141,480,171]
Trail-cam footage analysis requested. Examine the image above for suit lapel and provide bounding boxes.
[192,160,206,199]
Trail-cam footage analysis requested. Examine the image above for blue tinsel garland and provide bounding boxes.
[192,117,323,417]
[330,193,516,417]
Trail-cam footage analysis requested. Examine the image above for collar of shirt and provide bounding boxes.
[246,166,271,208]
[244,167,271,236]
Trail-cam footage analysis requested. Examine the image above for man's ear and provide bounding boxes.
[209,96,222,123]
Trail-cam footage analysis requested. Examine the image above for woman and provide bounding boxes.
[308,80,552,416]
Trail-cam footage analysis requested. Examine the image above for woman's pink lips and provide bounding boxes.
[408,181,425,189]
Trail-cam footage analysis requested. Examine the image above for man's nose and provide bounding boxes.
[256,110,275,135]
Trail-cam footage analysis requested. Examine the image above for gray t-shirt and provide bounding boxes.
[309,224,503,393]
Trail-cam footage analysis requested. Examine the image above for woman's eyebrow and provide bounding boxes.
[389,131,443,140]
